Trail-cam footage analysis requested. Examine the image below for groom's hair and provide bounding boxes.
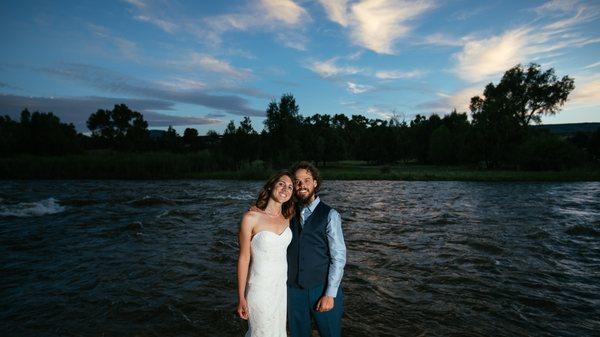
[290,161,322,193]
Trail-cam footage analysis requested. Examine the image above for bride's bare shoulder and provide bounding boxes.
[242,209,262,225]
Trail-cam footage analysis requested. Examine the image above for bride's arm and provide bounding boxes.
[237,211,254,319]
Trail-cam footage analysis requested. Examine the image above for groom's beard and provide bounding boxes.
[296,189,315,205]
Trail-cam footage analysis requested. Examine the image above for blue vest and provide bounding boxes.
[287,201,331,289]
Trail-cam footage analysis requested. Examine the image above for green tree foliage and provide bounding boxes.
[429,125,453,164]
[263,94,303,165]
[221,117,260,168]
[514,131,585,170]
[4,63,598,172]
[160,126,183,152]
[469,63,575,168]
[87,104,149,150]
[0,109,81,156]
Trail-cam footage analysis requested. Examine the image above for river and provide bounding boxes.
[1,180,599,336]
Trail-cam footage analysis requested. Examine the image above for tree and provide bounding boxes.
[87,104,149,150]
[263,94,303,165]
[429,125,453,164]
[183,128,200,150]
[160,126,182,152]
[468,63,574,167]
[498,63,574,127]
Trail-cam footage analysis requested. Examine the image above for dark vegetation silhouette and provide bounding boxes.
[1,63,599,176]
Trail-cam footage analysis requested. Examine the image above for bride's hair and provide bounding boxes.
[253,171,296,219]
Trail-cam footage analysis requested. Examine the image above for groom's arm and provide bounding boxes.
[325,208,346,298]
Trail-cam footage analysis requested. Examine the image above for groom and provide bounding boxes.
[287,161,346,337]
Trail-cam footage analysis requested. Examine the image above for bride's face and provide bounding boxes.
[271,175,293,203]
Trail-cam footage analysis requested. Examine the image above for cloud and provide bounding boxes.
[417,0,600,85]
[453,28,531,83]
[199,0,310,50]
[307,58,361,78]
[87,23,139,60]
[187,53,252,79]
[569,73,600,108]
[346,81,373,94]
[123,0,146,10]
[123,0,180,34]
[319,0,435,54]
[534,0,581,15]
[134,15,178,33]
[0,94,222,131]
[375,69,423,79]
[453,16,600,84]
[415,86,482,113]
[366,105,395,120]
[275,31,309,51]
[0,82,21,90]
[583,61,600,69]
[40,63,263,116]
[421,33,467,47]
[318,0,350,26]
[259,0,309,25]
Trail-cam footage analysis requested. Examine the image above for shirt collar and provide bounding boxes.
[302,196,320,213]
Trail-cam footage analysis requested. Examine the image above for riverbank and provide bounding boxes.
[1,154,598,181]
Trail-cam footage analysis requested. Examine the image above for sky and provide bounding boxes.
[1,0,599,135]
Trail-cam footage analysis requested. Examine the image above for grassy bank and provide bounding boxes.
[1,154,598,181]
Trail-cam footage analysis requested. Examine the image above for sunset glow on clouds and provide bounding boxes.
[0,0,598,133]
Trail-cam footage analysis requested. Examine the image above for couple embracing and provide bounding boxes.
[237,161,346,337]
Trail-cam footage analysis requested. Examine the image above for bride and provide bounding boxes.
[237,171,295,337]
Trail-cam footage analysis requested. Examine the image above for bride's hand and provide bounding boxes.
[237,298,249,320]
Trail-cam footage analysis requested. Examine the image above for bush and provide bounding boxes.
[514,133,586,170]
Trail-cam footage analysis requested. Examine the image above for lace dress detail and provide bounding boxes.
[245,227,292,337]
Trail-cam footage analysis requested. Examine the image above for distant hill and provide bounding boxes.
[149,129,166,139]
[533,123,600,134]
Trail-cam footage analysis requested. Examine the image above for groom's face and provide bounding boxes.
[294,168,317,203]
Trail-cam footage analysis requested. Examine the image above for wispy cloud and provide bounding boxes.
[123,0,180,34]
[346,81,373,94]
[318,0,350,26]
[199,0,311,50]
[416,86,482,113]
[452,0,600,84]
[0,82,22,91]
[134,15,178,33]
[375,69,423,80]
[260,0,309,25]
[187,53,252,79]
[87,23,139,60]
[571,79,600,107]
[307,57,362,78]
[123,0,146,10]
[40,63,263,116]
[276,31,309,51]
[0,93,222,131]
[583,60,600,69]
[319,0,436,54]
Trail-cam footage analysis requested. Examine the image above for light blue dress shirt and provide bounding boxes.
[299,196,346,297]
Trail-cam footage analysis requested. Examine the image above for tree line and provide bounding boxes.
[1,63,599,171]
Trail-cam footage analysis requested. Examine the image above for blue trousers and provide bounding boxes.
[287,284,343,337]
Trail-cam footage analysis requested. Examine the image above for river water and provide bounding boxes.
[1,180,599,336]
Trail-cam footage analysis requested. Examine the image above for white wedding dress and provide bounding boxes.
[245,226,292,337]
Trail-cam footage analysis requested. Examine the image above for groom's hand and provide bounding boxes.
[315,295,334,312]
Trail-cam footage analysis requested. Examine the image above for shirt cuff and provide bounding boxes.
[325,285,338,298]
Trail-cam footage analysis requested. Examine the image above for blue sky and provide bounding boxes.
[1,0,599,134]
